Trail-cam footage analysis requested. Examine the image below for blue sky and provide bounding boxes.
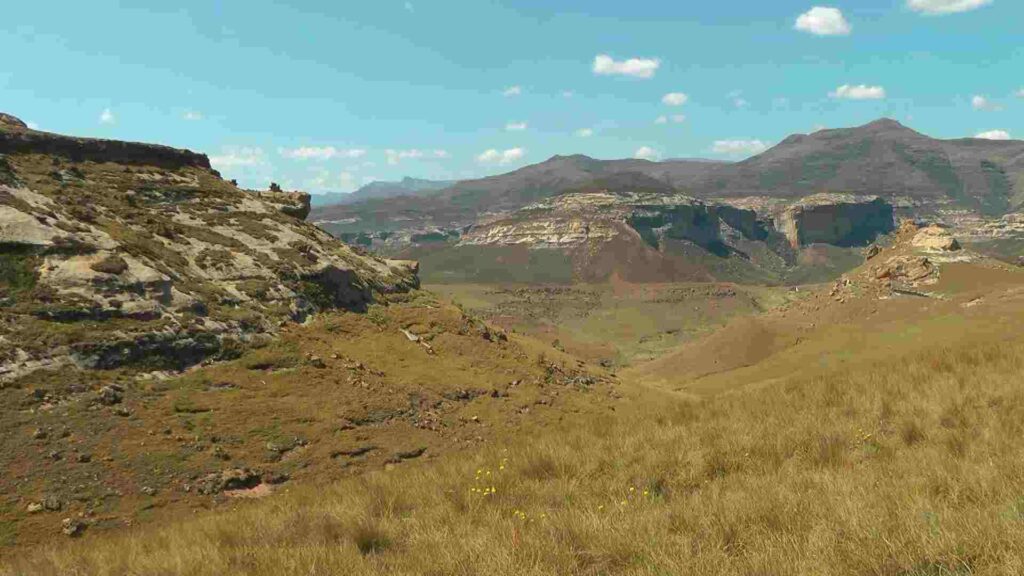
[2,0,1021,194]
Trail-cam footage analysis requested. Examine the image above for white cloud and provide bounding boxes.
[592,54,660,79]
[634,146,660,161]
[477,147,525,165]
[1016,88,1024,98]
[503,85,522,97]
[733,97,749,109]
[795,7,852,36]
[210,146,266,168]
[562,91,575,98]
[404,2,414,12]
[575,128,594,137]
[99,108,115,124]
[26,121,39,130]
[712,139,770,156]
[655,115,685,125]
[279,146,367,161]
[661,92,688,106]
[384,149,449,165]
[907,0,993,15]
[975,129,1011,140]
[971,95,1002,111]
[505,121,528,131]
[829,84,886,100]
[182,110,203,121]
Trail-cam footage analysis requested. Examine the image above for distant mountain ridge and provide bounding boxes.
[312,119,1024,236]
[310,176,454,207]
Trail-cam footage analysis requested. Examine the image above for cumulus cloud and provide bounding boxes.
[575,128,594,138]
[712,139,770,156]
[505,121,528,131]
[829,84,886,100]
[634,146,660,161]
[477,147,525,165]
[795,7,852,36]
[26,121,39,130]
[661,92,688,106]
[210,146,266,168]
[975,129,1011,140]
[655,115,685,125]
[971,95,1002,111]
[562,91,575,98]
[1016,88,1024,98]
[279,146,367,161]
[385,149,449,165]
[907,0,992,15]
[503,85,522,97]
[182,110,203,121]
[592,54,660,79]
[99,108,115,124]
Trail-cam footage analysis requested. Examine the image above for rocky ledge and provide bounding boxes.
[460,191,774,254]
[0,113,418,381]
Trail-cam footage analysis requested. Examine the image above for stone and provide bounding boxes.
[89,254,129,275]
[141,486,157,496]
[26,503,43,514]
[197,468,262,495]
[61,518,86,537]
[98,385,124,405]
[911,225,961,252]
[43,496,62,511]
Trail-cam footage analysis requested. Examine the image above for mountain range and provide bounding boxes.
[312,119,1024,231]
[310,176,454,207]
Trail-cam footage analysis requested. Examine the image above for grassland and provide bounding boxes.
[6,261,1024,575]
[428,281,795,367]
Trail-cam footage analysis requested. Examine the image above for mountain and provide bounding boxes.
[312,120,1024,273]
[0,112,418,380]
[310,156,728,236]
[690,119,1024,217]
[309,177,454,208]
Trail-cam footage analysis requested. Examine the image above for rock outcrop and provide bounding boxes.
[460,191,772,253]
[0,114,418,381]
[775,193,895,249]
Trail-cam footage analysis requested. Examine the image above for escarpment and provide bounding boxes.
[0,113,418,380]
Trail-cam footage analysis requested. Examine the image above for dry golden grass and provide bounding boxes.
[6,333,1024,575]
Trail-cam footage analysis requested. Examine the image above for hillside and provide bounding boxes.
[0,113,617,548]
[9,226,1024,575]
[0,114,418,381]
[696,119,1024,218]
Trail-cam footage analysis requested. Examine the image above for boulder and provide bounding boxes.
[911,225,961,252]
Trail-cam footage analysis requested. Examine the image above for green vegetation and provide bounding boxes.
[0,245,39,301]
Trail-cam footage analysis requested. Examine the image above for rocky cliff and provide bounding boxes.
[0,114,418,381]
[775,193,895,249]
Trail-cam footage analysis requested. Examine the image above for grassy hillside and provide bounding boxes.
[7,263,1024,575]
[0,291,616,549]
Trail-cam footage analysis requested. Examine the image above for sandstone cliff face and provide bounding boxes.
[461,192,770,253]
[0,114,417,380]
[775,193,895,249]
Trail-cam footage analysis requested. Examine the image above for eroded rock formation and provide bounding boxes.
[0,114,418,380]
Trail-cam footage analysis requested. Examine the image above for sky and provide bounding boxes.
[2,0,1022,194]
